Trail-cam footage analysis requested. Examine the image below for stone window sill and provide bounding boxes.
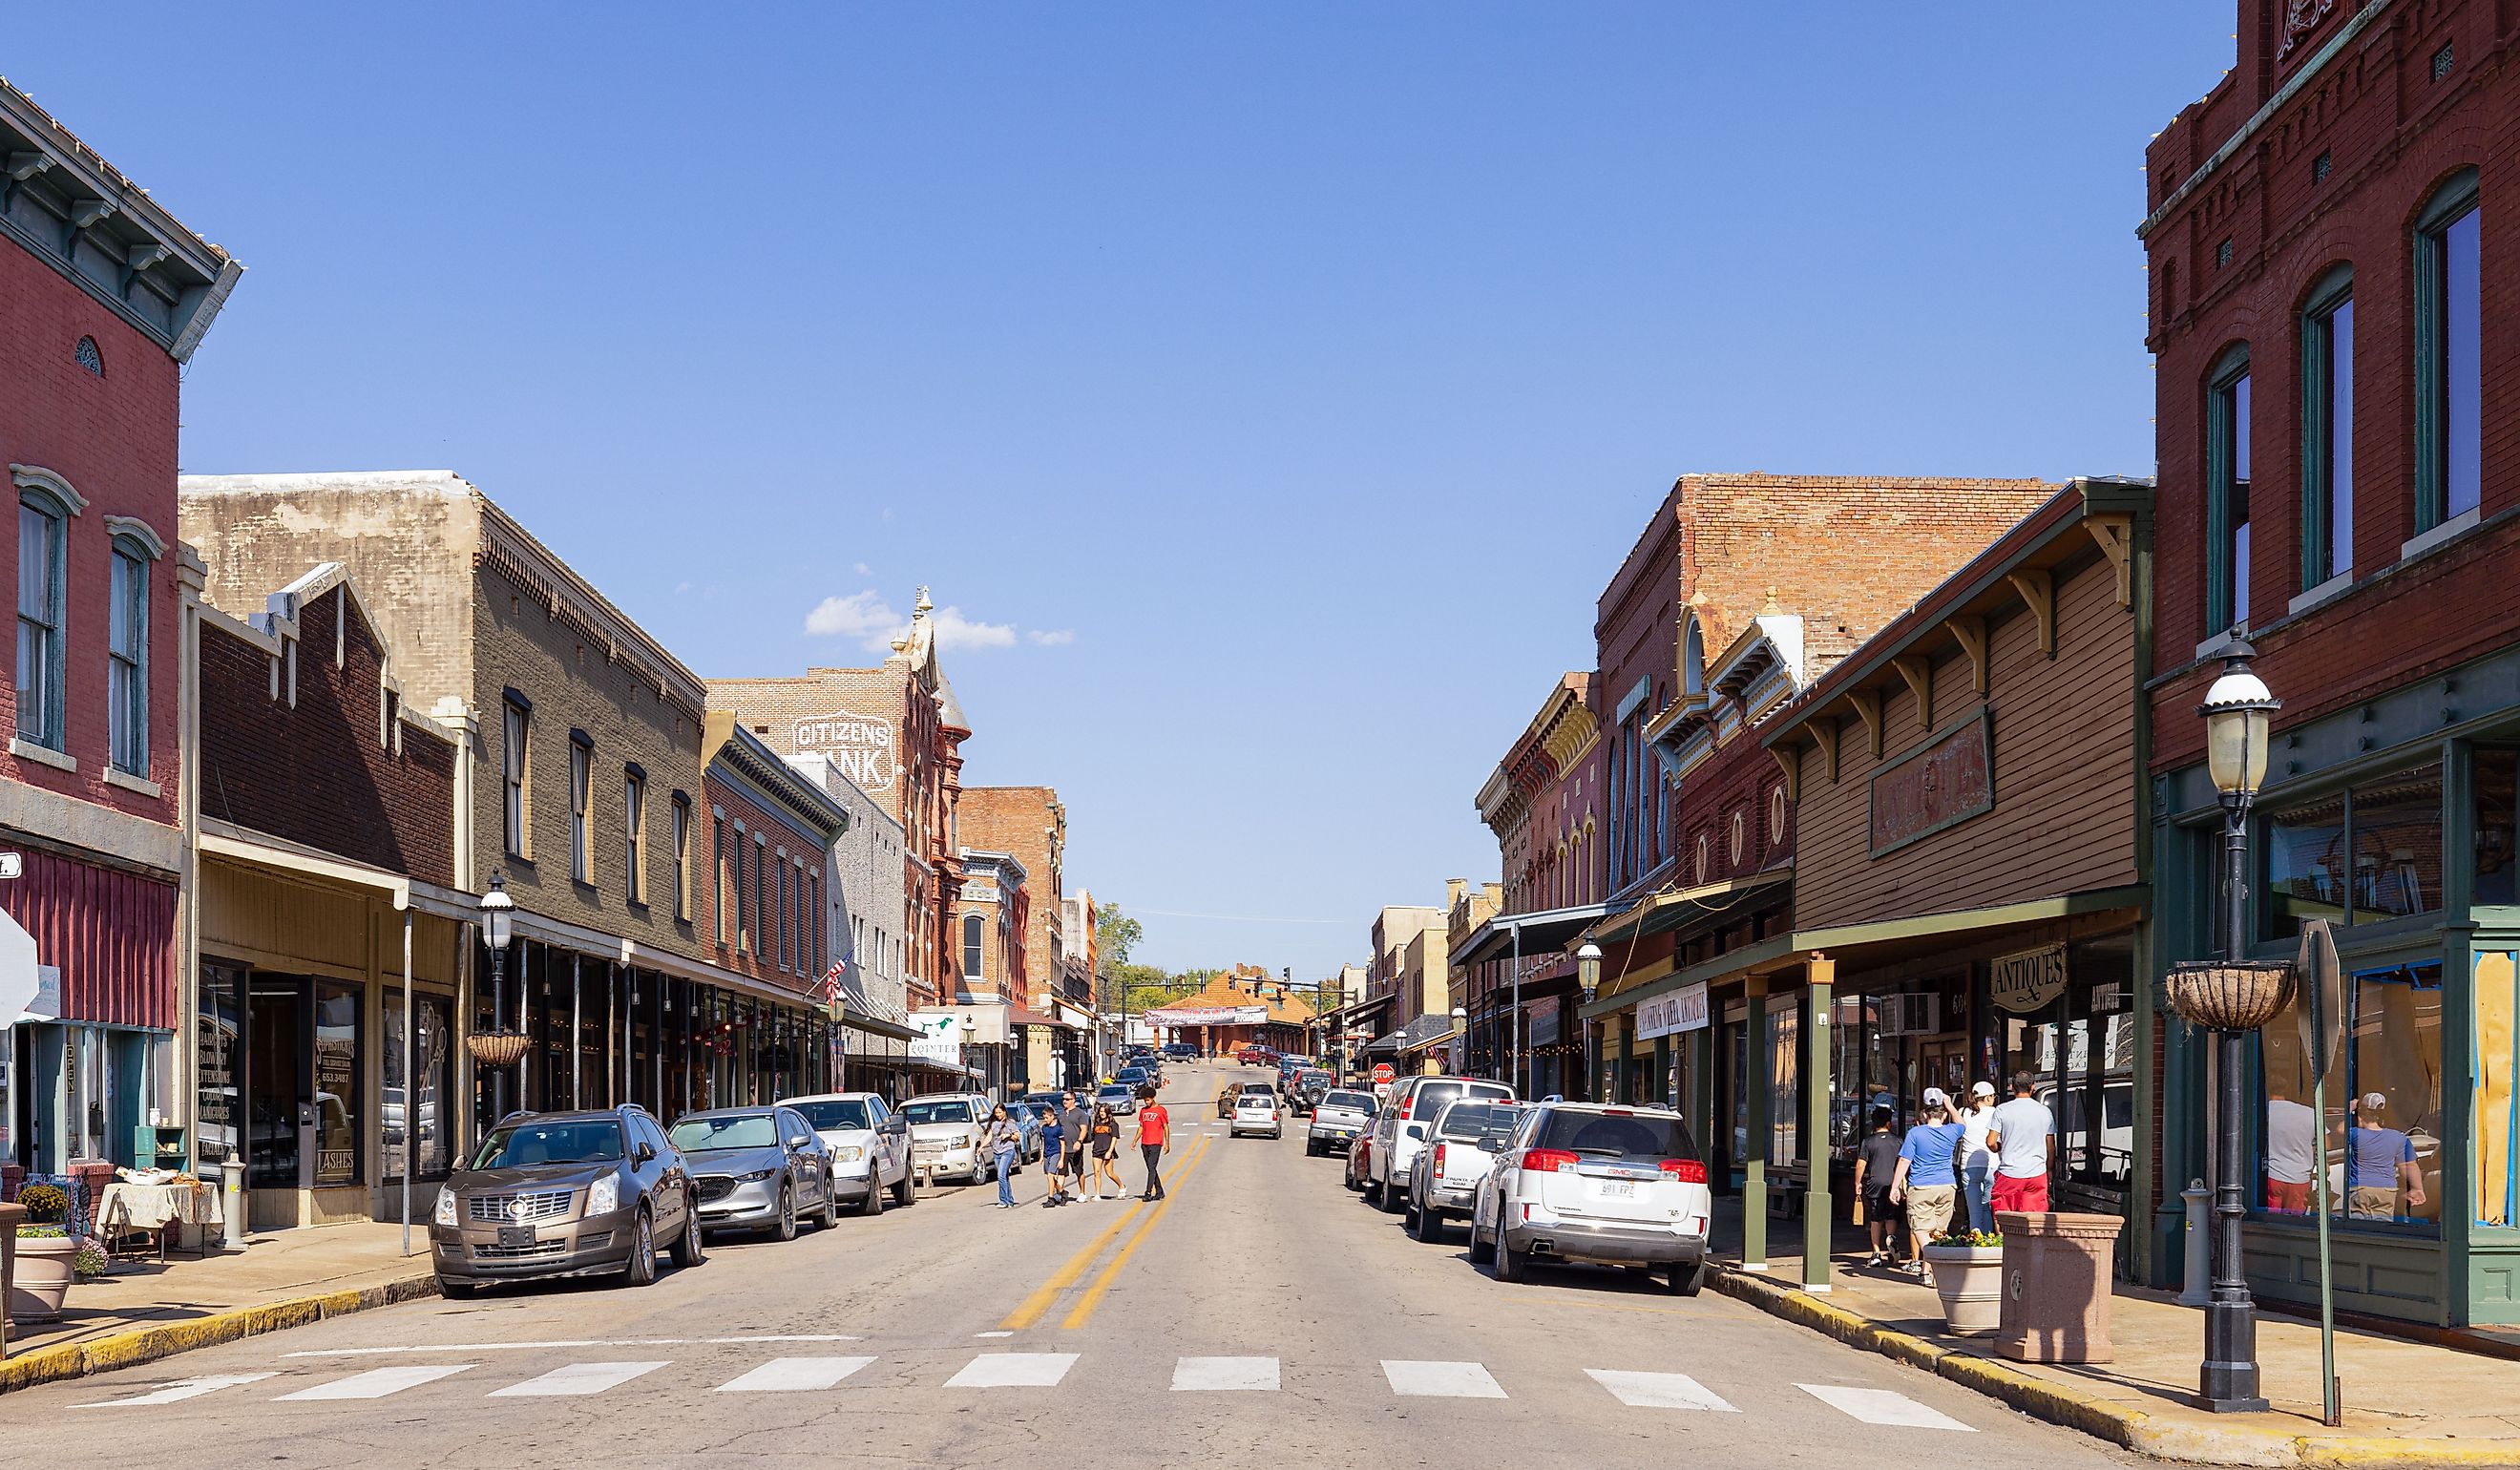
[103,766,162,799]
[2192,628,2246,665]
[9,737,74,773]
[2286,570,2354,618]
[2401,505,2482,565]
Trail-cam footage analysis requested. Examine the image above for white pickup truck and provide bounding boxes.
[1404,1098,1522,1243]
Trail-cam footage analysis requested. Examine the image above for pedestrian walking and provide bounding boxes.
[1852,1106,1901,1267]
[985,1104,1022,1208]
[1136,1086,1170,1201]
[1959,1080,1998,1232]
[1986,1071,2056,1216]
[1059,1090,1092,1201]
[1038,1103,1068,1207]
[1890,1088,1964,1275]
[1089,1104,1123,1198]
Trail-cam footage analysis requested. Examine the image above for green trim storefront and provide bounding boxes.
[2153,640,2520,1327]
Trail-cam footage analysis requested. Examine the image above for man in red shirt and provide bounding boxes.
[1135,1088,1170,1201]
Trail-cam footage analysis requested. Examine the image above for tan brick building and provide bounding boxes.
[709,592,970,1010]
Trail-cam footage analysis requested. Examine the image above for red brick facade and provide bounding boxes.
[957,786,1065,1016]
[198,577,456,888]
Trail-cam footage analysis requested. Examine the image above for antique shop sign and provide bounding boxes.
[1869,711,1993,855]
[1990,942,2069,1014]
[1637,982,1710,1040]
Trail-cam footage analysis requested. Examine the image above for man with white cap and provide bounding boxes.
[1889,1087,1964,1275]
[2345,1091,2426,1221]
[1960,1080,1999,1232]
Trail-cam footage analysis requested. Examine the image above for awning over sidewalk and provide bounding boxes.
[1367,1014,1455,1057]
[1582,869,1791,947]
[1451,898,1636,970]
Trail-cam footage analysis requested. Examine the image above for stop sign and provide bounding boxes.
[1371,1061,1395,1085]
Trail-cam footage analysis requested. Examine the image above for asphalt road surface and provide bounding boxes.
[0,1063,2137,1468]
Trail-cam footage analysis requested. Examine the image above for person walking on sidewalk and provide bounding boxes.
[985,1104,1023,1208]
[1891,1088,1964,1275]
[1136,1086,1171,1201]
[1060,1090,1092,1200]
[1852,1106,1902,1268]
[1986,1072,2055,1216]
[1089,1103,1123,1199]
[1960,1080,1999,1232]
[1038,1103,1069,1207]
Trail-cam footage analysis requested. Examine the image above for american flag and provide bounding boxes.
[820,963,845,1004]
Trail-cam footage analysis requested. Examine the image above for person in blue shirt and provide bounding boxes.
[1038,1104,1069,1207]
[1891,1087,1966,1275]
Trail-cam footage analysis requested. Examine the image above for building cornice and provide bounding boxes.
[478,498,709,720]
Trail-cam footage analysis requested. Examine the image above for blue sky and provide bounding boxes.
[12,5,2231,978]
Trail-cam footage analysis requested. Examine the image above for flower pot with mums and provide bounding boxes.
[1922,1228,2005,1336]
[10,1184,79,1323]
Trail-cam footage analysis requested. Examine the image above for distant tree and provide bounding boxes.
[1096,906,1144,968]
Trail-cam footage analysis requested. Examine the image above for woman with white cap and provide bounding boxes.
[1960,1080,1999,1232]
[2345,1092,2426,1221]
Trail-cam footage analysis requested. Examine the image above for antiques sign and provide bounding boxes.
[792,711,895,793]
[1869,711,1993,856]
[1990,942,2068,1014]
[1637,982,1710,1040]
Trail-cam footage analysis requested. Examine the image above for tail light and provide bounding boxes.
[1521,1147,1580,1174]
[1398,1095,1414,1121]
[1432,1144,1448,1176]
[1659,1158,1708,1184]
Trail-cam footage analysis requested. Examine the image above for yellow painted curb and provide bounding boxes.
[0,1272,437,1396]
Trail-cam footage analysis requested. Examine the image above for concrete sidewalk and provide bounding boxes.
[4,1221,435,1392]
[1714,1201,2520,1466]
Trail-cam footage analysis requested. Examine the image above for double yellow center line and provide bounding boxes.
[998,1134,1217,1331]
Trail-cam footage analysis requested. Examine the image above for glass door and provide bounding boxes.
[246,973,304,1190]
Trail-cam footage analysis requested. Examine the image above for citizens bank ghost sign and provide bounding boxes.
[794,712,895,793]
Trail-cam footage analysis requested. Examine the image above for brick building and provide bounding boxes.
[958,785,1086,1082]
[192,564,473,1227]
[947,849,1023,1095]
[1464,675,1602,1099]
[786,751,925,1096]
[0,81,238,1178]
[2142,0,2520,1326]
[708,590,971,1010]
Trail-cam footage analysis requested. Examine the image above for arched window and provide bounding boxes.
[2205,344,2253,632]
[1682,618,1706,699]
[12,467,84,752]
[2416,168,2482,535]
[107,526,164,778]
[2300,264,2355,589]
[963,912,985,980]
[74,336,103,376]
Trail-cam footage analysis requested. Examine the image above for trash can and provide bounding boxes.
[1994,1210,2118,1363]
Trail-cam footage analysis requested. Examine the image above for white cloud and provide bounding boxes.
[930,606,1017,651]
[852,561,872,577]
[1025,628,1076,647]
[673,580,692,595]
[803,590,905,650]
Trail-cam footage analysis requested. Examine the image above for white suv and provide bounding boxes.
[1469,1102,1711,1294]
[1364,1075,1515,1213]
[1230,1089,1283,1139]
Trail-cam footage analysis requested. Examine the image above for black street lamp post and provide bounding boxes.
[1576,942,1603,1104]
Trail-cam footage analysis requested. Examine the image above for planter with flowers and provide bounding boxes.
[10,1183,82,1322]
[1921,1227,2005,1336]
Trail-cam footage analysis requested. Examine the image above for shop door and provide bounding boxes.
[247,974,305,1190]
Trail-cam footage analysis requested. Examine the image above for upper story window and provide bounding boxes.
[502,697,532,859]
[568,731,593,884]
[777,856,793,972]
[963,912,985,979]
[108,535,153,777]
[754,832,769,961]
[74,336,102,376]
[2300,269,2355,588]
[711,813,727,942]
[671,794,692,922]
[2416,169,2482,534]
[13,480,74,752]
[623,766,647,905]
[2207,348,2254,632]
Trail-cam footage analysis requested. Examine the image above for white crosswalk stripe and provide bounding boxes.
[1172,1356,1278,1391]
[1585,1369,1737,1412]
[75,1373,278,1408]
[945,1353,1078,1388]
[1797,1382,1975,1431]
[280,1364,475,1401]
[713,1355,877,1392]
[490,1360,670,1397]
[1382,1359,1507,1398]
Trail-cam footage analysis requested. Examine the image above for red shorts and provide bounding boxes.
[2264,1179,2312,1214]
[1990,1172,2049,1215]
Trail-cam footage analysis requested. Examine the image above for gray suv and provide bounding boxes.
[430,1105,702,1296]
[670,1105,839,1239]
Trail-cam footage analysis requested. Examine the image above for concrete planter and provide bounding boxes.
[1922,1242,2004,1336]
[8,1232,79,1323]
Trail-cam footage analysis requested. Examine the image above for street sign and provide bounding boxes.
[2297,919,2342,1080]
[1371,1061,1395,1085]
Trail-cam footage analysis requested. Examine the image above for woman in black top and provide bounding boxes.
[1088,1104,1123,1200]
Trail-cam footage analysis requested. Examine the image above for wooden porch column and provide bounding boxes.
[1743,974,1771,1270]
[1802,956,1837,1292]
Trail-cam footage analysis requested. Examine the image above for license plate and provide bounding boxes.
[496,1225,536,1249]
[1596,1181,1636,1200]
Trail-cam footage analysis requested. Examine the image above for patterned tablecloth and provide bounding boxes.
[94,1180,222,1231]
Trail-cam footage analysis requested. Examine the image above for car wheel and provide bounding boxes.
[1414,1203,1444,1243]
[438,1277,477,1299]
[860,1167,884,1218]
[1468,1209,1495,1265]
[1401,1188,1420,1231]
[622,1209,658,1287]
[1379,1173,1404,1214]
[892,1166,914,1208]
[1668,1260,1705,1297]
[1494,1222,1526,1283]
[773,1185,797,1242]
[1364,1175,1385,1208]
[821,1171,844,1228]
[671,1211,705,1270]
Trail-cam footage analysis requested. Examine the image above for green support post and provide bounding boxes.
[1803,960,1836,1292]
[1744,977,1770,1270]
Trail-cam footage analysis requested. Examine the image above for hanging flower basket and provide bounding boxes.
[2164,961,2295,1031]
[466,1030,533,1068]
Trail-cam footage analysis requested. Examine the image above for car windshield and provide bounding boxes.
[1439,1103,1513,1140]
[786,1100,872,1132]
[1239,1094,1273,1107]
[472,1119,625,1169]
[902,1100,976,1125]
[1536,1110,1699,1161]
[1324,1091,1376,1112]
[1096,1086,1130,1099]
[669,1114,780,1152]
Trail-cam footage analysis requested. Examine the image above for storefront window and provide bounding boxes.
[2263,764,2444,940]
[2475,750,2518,908]
[2265,793,2347,937]
[2260,959,2442,1231]
[383,994,453,1183]
[312,980,362,1188]
[1766,998,1798,1166]
[197,961,244,1167]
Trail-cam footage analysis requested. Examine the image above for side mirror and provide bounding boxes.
[1404,1124,1426,1142]
[788,1135,812,1151]
[635,1142,658,1165]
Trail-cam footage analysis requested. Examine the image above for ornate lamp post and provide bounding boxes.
[1575,942,1603,1102]
[2165,640,2288,1414]
[1450,1005,1468,1075]
[466,874,529,1125]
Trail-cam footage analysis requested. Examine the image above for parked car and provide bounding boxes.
[779,1091,914,1215]
[1344,1129,1373,1190]
[1096,1082,1141,1116]
[900,1094,990,1184]
[430,1104,701,1297]
[1403,1099,1522,1242]
[671,1105,839,1239]
[1291,1069,1334,1115]
[1468,1102,1710,1294]
[1163,1042,1197,1061]
[1214,1082,1241,1120]
[1114,1066,1153,1095]
[1364,1075,1517,1213]
[1306,1087,1377,1157]
[1230,1089,1284,1139]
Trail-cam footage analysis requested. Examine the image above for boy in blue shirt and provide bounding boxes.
[1891,1087,1965,1275]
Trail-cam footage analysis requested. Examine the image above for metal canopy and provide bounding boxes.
[1450,898,1635,970]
